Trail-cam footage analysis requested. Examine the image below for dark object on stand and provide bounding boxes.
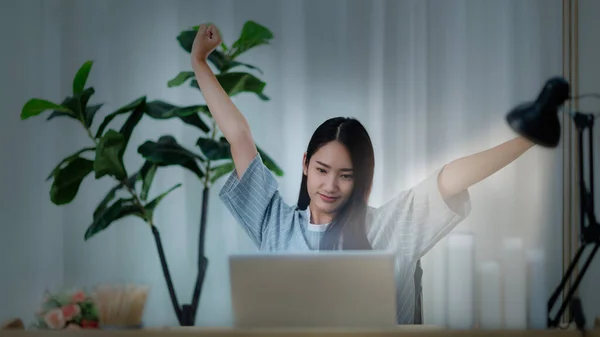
[506,76,600,331]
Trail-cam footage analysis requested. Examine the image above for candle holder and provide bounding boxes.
[91,283,150,329]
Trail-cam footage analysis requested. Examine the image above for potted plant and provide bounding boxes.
[20,20,283,326]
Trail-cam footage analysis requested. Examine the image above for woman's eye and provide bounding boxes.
[341,174,353,179]
[317,168,326,173]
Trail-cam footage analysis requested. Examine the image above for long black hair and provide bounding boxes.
[297,117,374,250]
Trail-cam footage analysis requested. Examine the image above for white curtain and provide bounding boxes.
[0,0,565,328]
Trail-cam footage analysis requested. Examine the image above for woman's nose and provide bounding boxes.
[323,175,338,192]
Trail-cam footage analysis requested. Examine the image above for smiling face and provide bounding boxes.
[303,140,355,223]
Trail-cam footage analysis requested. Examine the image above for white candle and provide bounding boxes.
[527,249,547,329]
[478,261,503,329]
[430,240,448,327]
[502,237,527,329]
[446,233,475,329]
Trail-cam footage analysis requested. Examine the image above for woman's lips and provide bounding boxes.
[318,193,339,203]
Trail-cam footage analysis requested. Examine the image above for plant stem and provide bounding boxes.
[80,118,98,145]
[203,119,218,188]
[122,182,153,225]
[85,128,96,142]
[151,225,184,325]
[113,159,185,326]
[199,119,218,253]
[190,187,209,320]
[115,166,185,325]
[189,119,218,322]
[84,121,185,324]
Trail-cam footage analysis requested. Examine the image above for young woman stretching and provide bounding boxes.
[192,24,535,324]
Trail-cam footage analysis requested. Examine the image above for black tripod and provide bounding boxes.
[547,111,600,330]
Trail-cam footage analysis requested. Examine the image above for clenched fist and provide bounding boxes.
[192,24,222,62]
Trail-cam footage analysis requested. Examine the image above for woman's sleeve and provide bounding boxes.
[366,166,472,261]
[219,153,293,248]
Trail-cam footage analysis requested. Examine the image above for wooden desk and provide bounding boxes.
[0,327,598,337]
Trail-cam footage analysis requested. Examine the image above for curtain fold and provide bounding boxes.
[0,0,564,327]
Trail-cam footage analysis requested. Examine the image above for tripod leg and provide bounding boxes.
[570,297,586,331]
[548,244,586,327]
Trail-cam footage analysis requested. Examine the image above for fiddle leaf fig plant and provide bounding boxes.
[20,20,283,326]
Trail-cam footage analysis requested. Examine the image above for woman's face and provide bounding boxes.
[303,141,355,222]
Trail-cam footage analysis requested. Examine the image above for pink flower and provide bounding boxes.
[61,304,81,321]
[71,291,86,303]
[44,309,65,329]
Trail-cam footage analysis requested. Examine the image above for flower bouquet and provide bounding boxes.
[32,289,100,330]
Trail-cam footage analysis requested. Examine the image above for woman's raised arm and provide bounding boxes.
[191,24,258,178]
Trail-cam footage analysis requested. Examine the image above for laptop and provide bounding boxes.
[229,251,398,328]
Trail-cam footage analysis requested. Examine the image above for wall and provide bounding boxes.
[0,0,66,325]
[0,0,568,328]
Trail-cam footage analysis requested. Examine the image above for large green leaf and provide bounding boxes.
[85,198,144,240]
[73,61,93,95]
[20,99,73,120]
[144,183,182,218]
[230,21,274,59]
[137,161,154,185]
[137,135,205,179]
[84,103,103,128]
[146,100,204,118]
[46,147,96,181]
[175,28,262,73]
[49,157,94,205]
[196,137,231,160]
[167,71,194,88]
[210,161,235,183]
[146,100,210,133]
[197,137,284,177]
[208,50,263,74]
[93,183,122,221]
[94,129,127,180]
[179,113,211,130]
[196,105,212,117]
[119,99,145,147]
[47,87,95,122]
[140,163,157,201]
[176,29,196,53]
[21,61,96,121]
[191,72,269,101]
[95,96,146,138]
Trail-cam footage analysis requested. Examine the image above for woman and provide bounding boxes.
[192,24,535,324]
